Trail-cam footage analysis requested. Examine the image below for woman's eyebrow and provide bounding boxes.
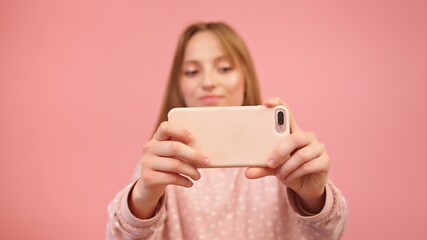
[182,60,200,65]
[182,55,232,65]
[214,55,232,64]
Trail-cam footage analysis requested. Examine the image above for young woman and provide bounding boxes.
[107,22,347,240]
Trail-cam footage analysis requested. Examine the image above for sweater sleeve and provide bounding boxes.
[106,169,168,240]
[286,181,348,240]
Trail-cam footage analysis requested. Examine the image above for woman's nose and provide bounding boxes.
[201,72,217,90]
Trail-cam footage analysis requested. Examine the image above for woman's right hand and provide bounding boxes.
[129,121,209,219]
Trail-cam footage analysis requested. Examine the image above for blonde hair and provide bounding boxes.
[154,22,262,132]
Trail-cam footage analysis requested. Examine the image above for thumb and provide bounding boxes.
[245,167,276,179]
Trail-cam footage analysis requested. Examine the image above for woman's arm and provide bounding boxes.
[287,181,348,239]
[107,121,207,239]
[106,180,168,240]
[246,97,347,238]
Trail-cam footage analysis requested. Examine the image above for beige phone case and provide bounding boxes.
[167,105,290,168]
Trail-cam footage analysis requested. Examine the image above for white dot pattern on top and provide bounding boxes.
[107,167,348,240]
[164,168,295,240]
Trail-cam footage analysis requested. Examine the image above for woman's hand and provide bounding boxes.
[246,97,330,213]
[129,121,208,219]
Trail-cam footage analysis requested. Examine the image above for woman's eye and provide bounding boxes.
[184,70,198,77]
[218,66,233,73]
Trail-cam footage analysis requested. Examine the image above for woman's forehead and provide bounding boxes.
[183,32,226,60]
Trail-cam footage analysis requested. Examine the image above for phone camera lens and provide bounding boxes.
[277,111,284,125]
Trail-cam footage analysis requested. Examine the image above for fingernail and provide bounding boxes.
[277,172,285,180]
[185,180,194,188]
[187,134,193,143]
[202,158,209,166]
[268,159,276,168]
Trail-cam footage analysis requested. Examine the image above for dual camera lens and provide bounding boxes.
[275,109,286,134]
[277,111,284,125]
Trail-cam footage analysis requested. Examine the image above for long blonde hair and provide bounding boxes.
[154,22,262,132]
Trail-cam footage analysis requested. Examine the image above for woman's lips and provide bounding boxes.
[199,95,224,104]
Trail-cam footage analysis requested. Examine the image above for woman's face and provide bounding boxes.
[179,31,245,107]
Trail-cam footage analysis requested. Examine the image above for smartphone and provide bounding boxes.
[167,105,290,168]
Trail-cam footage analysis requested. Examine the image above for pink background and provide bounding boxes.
[1,0,426,239]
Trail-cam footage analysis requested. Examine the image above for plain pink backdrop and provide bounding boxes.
[1,0,426,239]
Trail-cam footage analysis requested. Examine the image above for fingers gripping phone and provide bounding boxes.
[167,105,290,168]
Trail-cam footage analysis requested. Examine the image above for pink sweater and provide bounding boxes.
[107,168,347,240]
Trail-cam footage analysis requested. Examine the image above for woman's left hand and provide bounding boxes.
[246,97,330,213]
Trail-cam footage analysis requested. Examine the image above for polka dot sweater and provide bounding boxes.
[107,168,347,240]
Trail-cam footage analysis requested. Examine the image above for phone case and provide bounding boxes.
[167,105,290,168]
